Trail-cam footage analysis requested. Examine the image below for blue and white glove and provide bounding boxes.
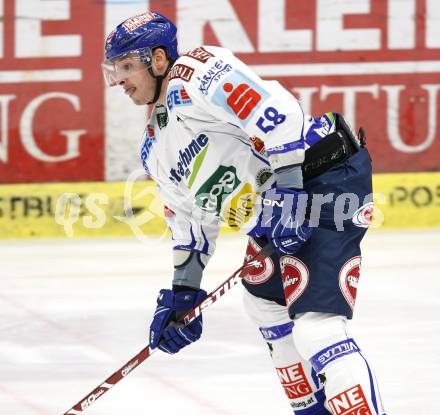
[149,288,207,354]
[249,187,312,255]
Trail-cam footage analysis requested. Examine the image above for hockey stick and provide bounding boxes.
[63,243,273,415]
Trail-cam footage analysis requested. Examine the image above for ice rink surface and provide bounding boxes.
[1,229,439,415]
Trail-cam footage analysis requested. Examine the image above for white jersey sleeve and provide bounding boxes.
[156,180,220,256]
[168,46,305,170]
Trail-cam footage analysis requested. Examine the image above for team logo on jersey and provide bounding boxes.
[352,202,374,228]
[240,237,274,284]
[169,134,209,184]
[167,85,192,111]
[198,59,233,95]
[185,46,215,63]
[212,69,269,126]
[276,363,313,401]
[280,256,309,307]
[156,104,168,129]
[328,384,372,415]
[195,166,241,215]
[256,167,273,187]
[339,256,362,310]
[169,64,194,82]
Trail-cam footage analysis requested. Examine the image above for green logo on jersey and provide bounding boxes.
[195,166,241,215]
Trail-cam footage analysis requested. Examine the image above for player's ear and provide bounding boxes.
[152,48,168,73]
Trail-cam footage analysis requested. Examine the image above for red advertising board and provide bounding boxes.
[1,0,438,183]
[0,0,104,183]
[153,0,440,173]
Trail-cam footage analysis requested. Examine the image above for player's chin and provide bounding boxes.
[130,93,149,106]
[131,96,146,105]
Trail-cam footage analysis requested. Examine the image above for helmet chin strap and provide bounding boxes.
[146,61,174,105]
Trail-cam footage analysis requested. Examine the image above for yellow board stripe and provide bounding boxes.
[0,172,439,240]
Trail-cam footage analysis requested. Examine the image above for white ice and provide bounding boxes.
[1,230,439,415]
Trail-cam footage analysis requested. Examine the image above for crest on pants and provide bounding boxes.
[339,256,362,310]
[241,238,274,285]
[280,256,309,307]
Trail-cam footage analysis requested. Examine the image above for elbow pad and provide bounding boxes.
[172,250,209,289]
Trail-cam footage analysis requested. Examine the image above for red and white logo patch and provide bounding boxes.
[169,64,195,82]
[352,202,374,228]
[185,46,215,63]
[240,238,274,285]
[276,363,312,400]
[329,384,373,415]
[280,256,309,307]
[339,256,362,310]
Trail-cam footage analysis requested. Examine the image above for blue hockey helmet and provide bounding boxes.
[104,11,179,64]
[103,12,179,103]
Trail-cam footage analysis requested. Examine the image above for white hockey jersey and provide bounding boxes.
[140,46,324,257]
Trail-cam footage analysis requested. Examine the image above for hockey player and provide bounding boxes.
[103,11,386,415]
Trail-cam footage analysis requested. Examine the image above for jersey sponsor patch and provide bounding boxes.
[352,202,374,228]
[339,256,361,310]
[195,165,241,215]
[169,64,195,82]
[223,182,256,229]
[240,237,275,284]
[211,69,269,127]
[276,363,313,400]
[280,256,309,307]
[169,134,209,184]
[328,384,372,415]
[140,124,156,174]
[250,136,266,154]
[167,85,192,111]
[198,59,233,95]
[185,46,215,63]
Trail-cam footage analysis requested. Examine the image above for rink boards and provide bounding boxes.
[0,172,439,239]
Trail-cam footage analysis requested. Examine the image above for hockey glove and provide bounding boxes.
[149,288,207,354]
[249,187,312,255]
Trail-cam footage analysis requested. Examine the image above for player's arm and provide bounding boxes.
[149,183,220,354]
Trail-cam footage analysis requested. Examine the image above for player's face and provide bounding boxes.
[112,56,154,105]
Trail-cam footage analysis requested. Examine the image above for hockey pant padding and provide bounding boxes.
[292,312,386,415]
[243,290,330,415]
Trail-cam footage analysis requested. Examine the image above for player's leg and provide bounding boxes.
[278,148,386,414]
[243,289,331,415]
[292,312,386,415]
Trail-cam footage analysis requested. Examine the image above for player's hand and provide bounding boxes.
[249,187,312,255]
[149,288,207,354]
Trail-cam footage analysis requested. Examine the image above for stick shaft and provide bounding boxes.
[63,244,273,414]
